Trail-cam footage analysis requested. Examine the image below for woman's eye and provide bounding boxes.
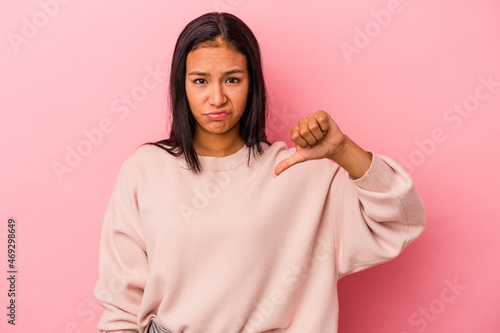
[193,79,207,84]
[226,77,240,84]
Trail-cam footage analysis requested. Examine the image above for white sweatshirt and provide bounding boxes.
[94,141,425,333]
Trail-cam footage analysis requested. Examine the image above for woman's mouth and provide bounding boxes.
[206,110,230,120]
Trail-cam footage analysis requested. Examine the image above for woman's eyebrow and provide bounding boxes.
[223,69,245,75]
[187,69,246,76]
[187,71,209,76]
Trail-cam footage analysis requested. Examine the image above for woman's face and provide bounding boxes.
[185,44,250,140]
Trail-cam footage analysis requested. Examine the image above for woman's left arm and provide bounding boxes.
[274,110,426,277]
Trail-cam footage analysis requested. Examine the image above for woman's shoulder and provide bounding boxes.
[260,140,290,156]
[120,142,182,172]
[254,140,290,163]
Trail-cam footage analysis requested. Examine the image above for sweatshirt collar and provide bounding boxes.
[197,144,251,172]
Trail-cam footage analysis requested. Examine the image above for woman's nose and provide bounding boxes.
[208,83,227,107]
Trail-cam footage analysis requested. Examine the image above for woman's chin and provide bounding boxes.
[204,123,234,135]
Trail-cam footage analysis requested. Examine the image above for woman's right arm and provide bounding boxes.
[94,159,148,333]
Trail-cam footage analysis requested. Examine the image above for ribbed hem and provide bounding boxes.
[197,144,251,172]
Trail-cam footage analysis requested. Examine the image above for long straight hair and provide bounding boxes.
[145,12,270,173]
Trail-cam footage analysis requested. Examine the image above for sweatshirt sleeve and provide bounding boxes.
[94,158,148,332]
[332,153,426,279]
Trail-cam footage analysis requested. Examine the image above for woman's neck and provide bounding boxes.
[193,130,245,157]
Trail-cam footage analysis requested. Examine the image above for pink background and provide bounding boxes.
[2,0,499,332]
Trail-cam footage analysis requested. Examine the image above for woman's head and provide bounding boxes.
[185,34,251,152]
[150,12,269,173]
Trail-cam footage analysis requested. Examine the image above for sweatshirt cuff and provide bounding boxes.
[350,152,402,192]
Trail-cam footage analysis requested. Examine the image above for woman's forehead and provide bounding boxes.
[186,46,247,72]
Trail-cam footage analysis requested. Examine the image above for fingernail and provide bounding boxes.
[272,172,277,179]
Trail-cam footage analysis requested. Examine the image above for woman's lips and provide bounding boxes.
[206,110,230,120]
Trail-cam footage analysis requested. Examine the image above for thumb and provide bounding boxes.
[272,150,306,178]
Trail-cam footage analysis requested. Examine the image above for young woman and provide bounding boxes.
[94,12,425,333]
